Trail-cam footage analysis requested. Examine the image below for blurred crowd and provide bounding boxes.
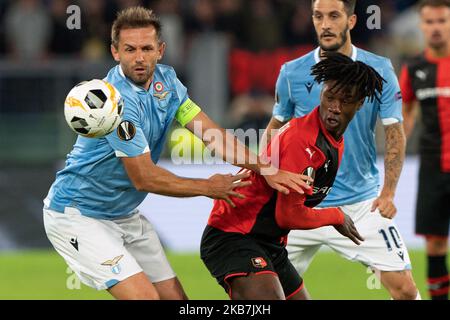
[0,0,422,61]
[0,0,426,131]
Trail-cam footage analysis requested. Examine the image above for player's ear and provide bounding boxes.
[348,14,357,31]
[157,42,166,61]
[111,44,120,62]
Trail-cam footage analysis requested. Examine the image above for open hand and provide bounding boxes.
[207,172,252,207]
[334,212,365,245]
[262,169,313,195]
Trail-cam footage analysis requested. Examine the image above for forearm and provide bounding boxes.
[259,117,286,154]
[382,123,406,197]
[277,205,344,230]
[220,129,263,173]
[136,165,210,197]
[188,112,263,173]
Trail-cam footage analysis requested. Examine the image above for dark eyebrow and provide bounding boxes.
[313,10,342,16]
[329,10,342,15]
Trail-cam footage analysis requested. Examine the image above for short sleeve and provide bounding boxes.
[105,94,149,158]
[272,64,295,122]
[378,59,404,125]
[174,77,188,106]
[172,74,202,127]
[399,64,416,104]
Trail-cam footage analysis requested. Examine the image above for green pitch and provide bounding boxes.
[0,249,446,300]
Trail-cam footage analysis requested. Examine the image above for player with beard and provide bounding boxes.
[261,0,420,300]
[43,6,310,300]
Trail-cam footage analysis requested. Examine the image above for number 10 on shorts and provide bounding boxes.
[379,226,403,251]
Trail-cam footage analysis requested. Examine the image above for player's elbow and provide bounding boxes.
[276,213,304,230]
[131,176,156,193]
[276,216,290,230]
[132,180,146,192]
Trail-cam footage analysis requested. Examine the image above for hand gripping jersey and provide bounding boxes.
[400,50,450,171]
[44,64,201,219]
[207,107,345,243]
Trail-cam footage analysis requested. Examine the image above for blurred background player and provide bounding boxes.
[43,7,310,300]
[262,0,420,300]
[401,0,450,300]
[201,53,380,300]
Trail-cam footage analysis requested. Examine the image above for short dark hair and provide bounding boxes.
[111,6,162,48]
[418,0,450,11]
[311,0,357,16]
[311,52,385,103]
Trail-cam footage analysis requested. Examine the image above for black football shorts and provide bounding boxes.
[200,225,303,298]
[415,162,450,237]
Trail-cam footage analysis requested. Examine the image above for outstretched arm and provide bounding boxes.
[276,192,364,245]
[185,112,312,195]
[122,151,251,207]
[259,116,287,154]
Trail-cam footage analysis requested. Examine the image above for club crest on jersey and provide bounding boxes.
[154,82,164,92]
[153,91,170,101]
[251,257,267,269]
[117,121,136,141]
[101,255,124,275]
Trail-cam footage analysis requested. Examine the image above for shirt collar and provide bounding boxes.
[314,45,358,63]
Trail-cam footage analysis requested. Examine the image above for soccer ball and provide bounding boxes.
[64,79,124,138]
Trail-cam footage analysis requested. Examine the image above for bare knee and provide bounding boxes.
[108,272,160,300]
[381,271,418,300]
[390,281,418,300]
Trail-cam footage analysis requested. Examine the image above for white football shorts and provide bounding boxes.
[43,207,176,290]
[287,197,412,274]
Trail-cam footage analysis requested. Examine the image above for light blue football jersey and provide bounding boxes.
[45,64,200,219]
[273,46,403,207]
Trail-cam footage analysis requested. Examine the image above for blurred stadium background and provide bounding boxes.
[0,0,447,299]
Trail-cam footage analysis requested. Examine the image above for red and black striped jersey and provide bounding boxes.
[207,107,345,243]
[400,50,450,171]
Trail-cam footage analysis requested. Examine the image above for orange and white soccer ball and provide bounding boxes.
[64,79,124,138]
